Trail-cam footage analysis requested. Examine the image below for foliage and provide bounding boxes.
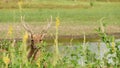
[0,21,120,68]
[0,1,120,67]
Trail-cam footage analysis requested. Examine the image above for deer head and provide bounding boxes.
[21,16,52,61]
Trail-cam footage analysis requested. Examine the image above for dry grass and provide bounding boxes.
[0,1,90,9]
[0,23,120,39]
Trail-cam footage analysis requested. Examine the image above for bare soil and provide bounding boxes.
[0,23,120,43]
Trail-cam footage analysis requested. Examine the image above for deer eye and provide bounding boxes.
[39,39,42,42]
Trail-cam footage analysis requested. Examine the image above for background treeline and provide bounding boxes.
[1,0,120,3]
[0,0,119,9]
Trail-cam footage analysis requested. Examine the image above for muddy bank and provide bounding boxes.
[0,33,120,44]
[45,33,120,43]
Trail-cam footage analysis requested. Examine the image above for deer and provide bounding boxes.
[21,16,52,61]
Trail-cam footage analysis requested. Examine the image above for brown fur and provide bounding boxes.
[27,34,43,61]
[21,16,52,67]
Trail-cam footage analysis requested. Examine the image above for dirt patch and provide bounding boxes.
[0,23,120,42]
[0,23,120,35]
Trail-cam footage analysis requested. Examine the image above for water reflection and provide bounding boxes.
[47,39,120,65]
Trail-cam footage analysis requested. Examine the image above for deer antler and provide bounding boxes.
[21,16,33,35]
[40,16,52,39]
[21,16,35,49]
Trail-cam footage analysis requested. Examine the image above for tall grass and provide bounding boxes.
[0,18,120,68]
[52,17,60,66]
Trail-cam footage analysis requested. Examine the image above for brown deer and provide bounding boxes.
[21,16,52,61]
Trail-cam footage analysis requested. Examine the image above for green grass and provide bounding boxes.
[0,2,120,35]
[0,2,120,25]
[0,23,120,68]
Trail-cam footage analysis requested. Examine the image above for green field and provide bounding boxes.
[0,1,120,35]
[0,1,120,24]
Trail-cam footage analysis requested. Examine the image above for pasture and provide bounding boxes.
[0,1,120,35]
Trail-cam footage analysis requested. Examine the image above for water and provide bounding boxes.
[49,42,108,57]
[47,39,120,65]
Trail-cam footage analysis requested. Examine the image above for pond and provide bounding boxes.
[47,38,120,65]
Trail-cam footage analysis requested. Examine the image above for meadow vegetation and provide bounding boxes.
[0,18,120,68]
[0,0,120,35]
[0,0,120,68]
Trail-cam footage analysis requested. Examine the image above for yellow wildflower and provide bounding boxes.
[23,32,28,43]
[3,55,10,65]
[111,41,115,52]
[53,17,60,66]
[36,60,40,68]
[18,0,23,10]
[56,17,60,28]
[7,26,13,36]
